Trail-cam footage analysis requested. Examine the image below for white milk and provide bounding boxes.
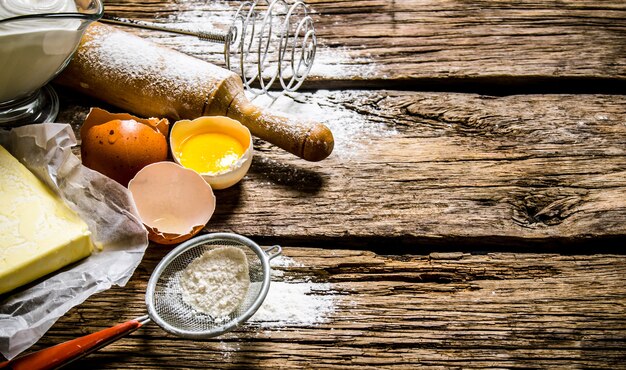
[0,0,82,102]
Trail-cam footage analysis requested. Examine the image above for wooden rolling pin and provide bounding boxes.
[55,22,333,161]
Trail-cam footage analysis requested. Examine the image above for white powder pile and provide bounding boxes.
[249,281,335,327]
[248,256,336,327]
[180,246,250,319]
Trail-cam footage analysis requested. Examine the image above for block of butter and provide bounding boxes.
[0,145,94,295]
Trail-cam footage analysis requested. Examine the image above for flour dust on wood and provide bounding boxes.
[247,255,336,327]
[250,90,398,159]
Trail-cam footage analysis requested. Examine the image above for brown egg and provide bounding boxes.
[81,119,168,186]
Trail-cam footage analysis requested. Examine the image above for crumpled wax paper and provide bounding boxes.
[0,123,149,360]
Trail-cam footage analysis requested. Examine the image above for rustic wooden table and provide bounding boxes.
[31,0,626,368]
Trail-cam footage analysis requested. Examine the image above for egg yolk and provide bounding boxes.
[177,133,245,174]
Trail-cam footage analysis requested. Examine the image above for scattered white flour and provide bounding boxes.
[163,0,233,62]
[155,1,379,80]
[248,255,336,327]
[249,281,335,327]
[180,246,250,319]
[310,47,378,79]
[251,90,398,159]
[270,254,300,268]
[265,254,299,278]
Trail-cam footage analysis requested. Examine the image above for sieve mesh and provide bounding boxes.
[146,234,276,338]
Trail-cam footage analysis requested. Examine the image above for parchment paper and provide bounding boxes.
[0,123,149,360]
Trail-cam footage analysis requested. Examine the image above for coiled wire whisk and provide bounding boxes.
[101,0,316,96]
[229,0,316,96]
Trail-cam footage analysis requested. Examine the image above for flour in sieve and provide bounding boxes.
[180,246,250,319]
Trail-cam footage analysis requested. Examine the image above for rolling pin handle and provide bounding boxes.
[226,92,334,161]
[302,121,335,162]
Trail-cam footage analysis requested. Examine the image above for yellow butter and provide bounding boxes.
[0,145,93,295]
[176,132,245,174]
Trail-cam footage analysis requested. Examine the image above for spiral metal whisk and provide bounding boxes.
[101,0,316,96]
[228,0,316,95]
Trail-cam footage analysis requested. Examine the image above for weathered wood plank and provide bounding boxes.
[56,89,626,247]
[29,247,626,368]
[100,0,626,89]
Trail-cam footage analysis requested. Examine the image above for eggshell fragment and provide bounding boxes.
[170,116,253,190]
[128,161,216,245]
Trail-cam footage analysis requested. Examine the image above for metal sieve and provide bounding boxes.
[2,233,281,369]
[147,232,282,338]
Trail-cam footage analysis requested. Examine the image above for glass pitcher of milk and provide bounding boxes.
[0,0,103,126]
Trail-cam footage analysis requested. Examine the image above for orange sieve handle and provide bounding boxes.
[0,317,147,370]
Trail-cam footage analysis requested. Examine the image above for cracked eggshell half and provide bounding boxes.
[170,116,253,190]
[128,161,216,245]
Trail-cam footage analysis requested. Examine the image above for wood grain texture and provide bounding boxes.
[54,91,626,252]
[19,1,624,368]
[28,247,626,369]
[101,0,626,90]
[57,89,625,248]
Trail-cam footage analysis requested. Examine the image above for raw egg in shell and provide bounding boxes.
[128,161,216,245]
[170,116,253,190]
[80,108,169,186]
